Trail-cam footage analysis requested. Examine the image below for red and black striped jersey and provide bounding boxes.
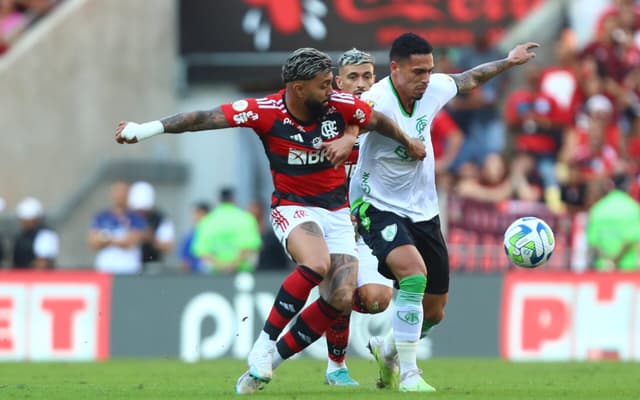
[220,90,372,210]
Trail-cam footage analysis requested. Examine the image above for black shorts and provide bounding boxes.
[353,202,449,294]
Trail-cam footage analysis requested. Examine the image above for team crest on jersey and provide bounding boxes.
[232,100,248,112]
[353,108,366,124]
[321,120,339,139]
[416,115,428,134]
[312,137,323,149]
[381,224,397,242]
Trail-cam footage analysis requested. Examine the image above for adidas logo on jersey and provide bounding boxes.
[289,133,304,143]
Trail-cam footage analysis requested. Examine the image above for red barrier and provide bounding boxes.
[501,271,640,361]
[0,271,112,361]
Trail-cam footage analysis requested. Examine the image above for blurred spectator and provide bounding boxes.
[539,31,584,126]
[178,201,210,273]
[431,109,464,190]
[87,180,146,274]
[0,0,27,54]
[192,187,261,274]
[594,0,640,47]
[0,0,60,54]
[11,196,58,269]
[449,32,507,171]
[559,162,590,214]
[127,181,176,269]
[454,153,542,204]
[505,63,565,190]
[587,175,640,271]
[247,198,292,271]
[561,94,625,204]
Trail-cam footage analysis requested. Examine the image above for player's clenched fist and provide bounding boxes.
[406,138,426,160]
[115,120,165,144]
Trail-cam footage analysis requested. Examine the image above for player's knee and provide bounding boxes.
[327,285,356,313]
[302,257,331,278]
[358,286,393,314]
[424,308,445,325]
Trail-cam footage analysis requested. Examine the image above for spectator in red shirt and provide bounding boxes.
[431,109,463,190]
[539,31,584,126]
[505,63,565,189]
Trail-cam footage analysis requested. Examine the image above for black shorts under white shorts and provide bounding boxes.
[353,202,449,295]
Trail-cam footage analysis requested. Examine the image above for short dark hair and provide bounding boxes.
[219,187,235,203]
[282,47,333,83]
[389,33,433,62]
[194,201,211,214]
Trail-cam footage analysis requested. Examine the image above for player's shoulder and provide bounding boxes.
[361,77,393,110]
[252,91,285,110]
[329,90,358,106]
[429,73,457,90]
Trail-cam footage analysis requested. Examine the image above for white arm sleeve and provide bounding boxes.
[156,219,175,243]
[34,229,59,259]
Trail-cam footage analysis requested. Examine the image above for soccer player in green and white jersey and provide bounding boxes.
[350,33,538,392]
[320,48,395,387]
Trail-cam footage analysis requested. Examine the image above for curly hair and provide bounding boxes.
[337,48,375,69]
[282,48,333,83]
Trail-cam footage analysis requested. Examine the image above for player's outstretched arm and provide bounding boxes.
[367,110,426,160]
[450,42,539,94]
[115,107,231,144]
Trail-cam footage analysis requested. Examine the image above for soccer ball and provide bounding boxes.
[503,216,555,268]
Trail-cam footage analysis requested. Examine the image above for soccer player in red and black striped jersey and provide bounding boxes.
[115,47,425,395]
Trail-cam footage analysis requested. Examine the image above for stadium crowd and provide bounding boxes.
[0,0,62,54]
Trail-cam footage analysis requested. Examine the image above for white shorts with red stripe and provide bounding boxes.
[270,205,357,258]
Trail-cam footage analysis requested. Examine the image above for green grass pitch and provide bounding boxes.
[1,358,639,399]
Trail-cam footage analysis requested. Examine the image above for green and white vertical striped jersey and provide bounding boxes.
[349,74,457,222]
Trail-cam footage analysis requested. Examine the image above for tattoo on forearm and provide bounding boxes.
[300,222,323,238]
[161,107,230,133]
[369,112,409,146]
[329,254,357,293]
[451,58,511,93]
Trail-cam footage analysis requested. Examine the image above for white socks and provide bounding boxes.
[327,359,347,374]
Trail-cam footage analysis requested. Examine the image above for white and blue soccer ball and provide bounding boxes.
[503,216,555,268]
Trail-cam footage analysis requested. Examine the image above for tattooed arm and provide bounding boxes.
[366,110,426,160]
[450,42,539,94]
[161,107,230,132]
[115,107,230,144]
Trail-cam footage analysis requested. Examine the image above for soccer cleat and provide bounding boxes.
[398,369,436,392]
[235,370,264,395]
[325,368,360,386]
[247,342,274,382]
[367,336,399,389]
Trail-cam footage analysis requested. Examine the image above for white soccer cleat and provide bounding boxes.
[247,342,275,382]
[235,370,264,394]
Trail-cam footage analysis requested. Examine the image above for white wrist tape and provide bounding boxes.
[121,120,164,142]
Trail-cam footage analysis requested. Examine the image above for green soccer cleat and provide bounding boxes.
[325,368,360,386]
[398,369,436,393]
[367,336,399,389]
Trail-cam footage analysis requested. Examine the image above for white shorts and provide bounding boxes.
[356,237,394,289]
[270,206,357,258]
